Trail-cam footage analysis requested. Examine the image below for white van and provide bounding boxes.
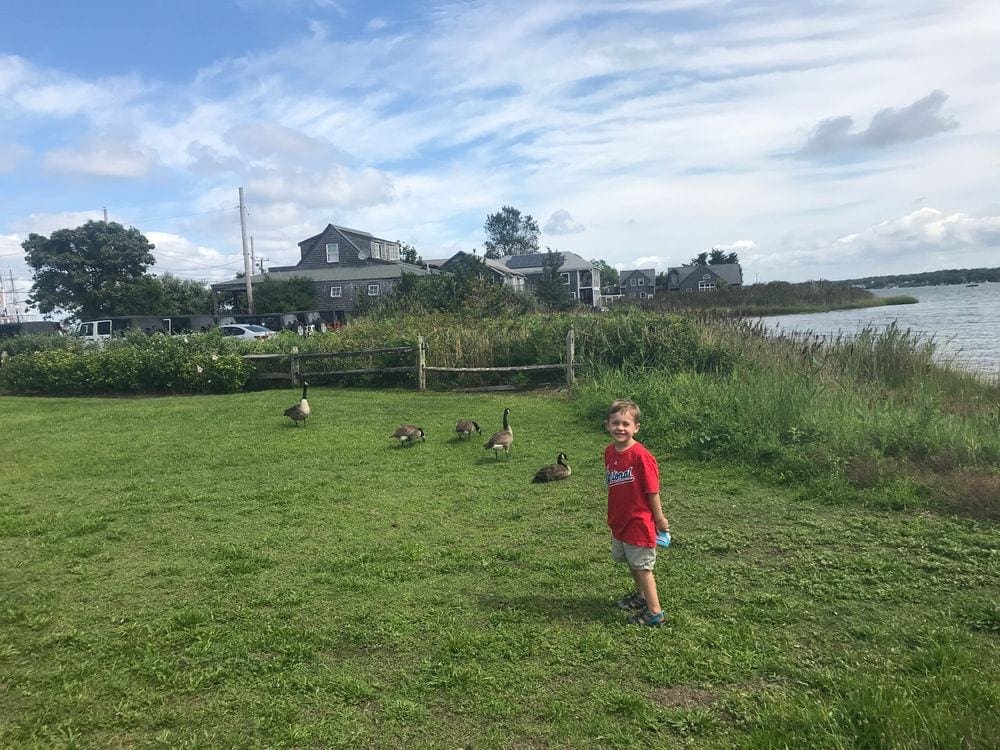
[72,316,168,345]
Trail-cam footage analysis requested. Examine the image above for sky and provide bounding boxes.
[2,0,999,316]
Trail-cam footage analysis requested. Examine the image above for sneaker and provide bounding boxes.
[613,591,646,610]
[627,608,665,627]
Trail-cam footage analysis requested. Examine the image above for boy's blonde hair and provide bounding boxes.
[607,399,641,422]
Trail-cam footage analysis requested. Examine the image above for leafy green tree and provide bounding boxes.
[533,249,575,311]
[483,206,540,259]
[591,259,619,289]
[23,220,156,318]
[398,242,422,265]
[362,255,538,318]
[690,251,709,265]
[252,276,316,313]
[156,274,213,314]
[708,247,739,265]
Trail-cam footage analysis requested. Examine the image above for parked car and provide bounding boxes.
[0,321,66,337]
[233,311,326,335]
[72,316,169,345]
[219,323,275,340]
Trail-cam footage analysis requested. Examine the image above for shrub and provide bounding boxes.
[0,336,251,395]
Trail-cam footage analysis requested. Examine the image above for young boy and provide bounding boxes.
[605,399,669,626]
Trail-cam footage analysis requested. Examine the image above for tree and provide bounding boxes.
[708,247,739,265]
[155,274,213,315]
[483,206,540,259]
[252,276,317,313]
[398,242,422,265]
[690,251,709,265]
[533,249,575,311]
[591,259,619,289]
[23,220,157,318]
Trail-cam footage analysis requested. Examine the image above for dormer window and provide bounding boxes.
[326,243,339,263]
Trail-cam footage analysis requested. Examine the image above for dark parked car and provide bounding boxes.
[0,321,66,337]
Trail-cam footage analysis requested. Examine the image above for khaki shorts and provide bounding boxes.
[611,537,656,571]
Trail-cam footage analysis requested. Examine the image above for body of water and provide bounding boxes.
[757,282,1000,378]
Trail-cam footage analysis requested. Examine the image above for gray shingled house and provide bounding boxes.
[619,268,656,299]
[498,251,601,307]
[664,263,743,293]
[425,251,527,292]
[211,224,437,323]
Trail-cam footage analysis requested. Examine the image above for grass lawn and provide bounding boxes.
[2,388,997,748]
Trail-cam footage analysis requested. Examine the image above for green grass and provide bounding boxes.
[2,389,998,748]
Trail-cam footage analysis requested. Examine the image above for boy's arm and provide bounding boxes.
[647,492,669,532]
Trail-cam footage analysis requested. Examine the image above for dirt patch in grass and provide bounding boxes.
[926,471,1000,521]
[649,685,718,709]
[845,457,884,489]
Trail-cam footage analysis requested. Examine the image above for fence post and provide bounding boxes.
[417,336,426,391]
[290,346,300,383]
[565,328,575,386]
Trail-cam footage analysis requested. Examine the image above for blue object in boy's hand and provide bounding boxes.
[656,530,671,548]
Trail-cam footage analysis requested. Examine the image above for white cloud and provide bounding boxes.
[146,232,244,283]
[44,137,159,178]
[799,90,959,158]
[543,209,585,235]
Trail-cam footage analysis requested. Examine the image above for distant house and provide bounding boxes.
[426,251,527,292]
[210,223,437,323]
[619,269,656,300]
[664,263,743,293]
[498,251,601,307]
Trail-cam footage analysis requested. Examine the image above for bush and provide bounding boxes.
[0,335,251,395]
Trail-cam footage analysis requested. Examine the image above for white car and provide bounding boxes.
[219,323,276,340]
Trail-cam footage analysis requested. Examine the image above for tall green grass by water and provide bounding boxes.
[2,389,998,748]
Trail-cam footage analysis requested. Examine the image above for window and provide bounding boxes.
[640,293,647,299]
[387,244,400,261]
[330,286,342,298]
[637,277,644,286]
[630,278,637,286]
[326,243,339,263]
[570,291,577,299]
[560,272,570,285]
[698,280,716,291]
[97,321,112,336]
[367,283,380,296]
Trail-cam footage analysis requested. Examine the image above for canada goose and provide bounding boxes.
[455,419,481,439]
[532,452,571,483]
[283,380,311,426]
[483,407,513,460]
[392,424,426,446]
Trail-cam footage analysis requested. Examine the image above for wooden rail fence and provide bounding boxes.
[243,329,576,390]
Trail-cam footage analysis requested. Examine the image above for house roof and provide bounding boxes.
[210,262,436,291]
[668,263,742,285]
[620,268,656,280]
[429,251,526,277]
[500,251,593,272]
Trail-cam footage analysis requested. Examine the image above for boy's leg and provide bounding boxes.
[630,567,661,614]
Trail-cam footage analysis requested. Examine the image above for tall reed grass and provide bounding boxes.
[577,318,999,517]
[642,280,917,317]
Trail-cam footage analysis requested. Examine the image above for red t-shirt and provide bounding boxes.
[605,442,660,547]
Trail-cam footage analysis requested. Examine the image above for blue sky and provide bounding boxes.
[2,0,999,314]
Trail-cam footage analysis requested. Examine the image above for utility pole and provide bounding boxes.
[103,206,108,222]
[239,187,254,314]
